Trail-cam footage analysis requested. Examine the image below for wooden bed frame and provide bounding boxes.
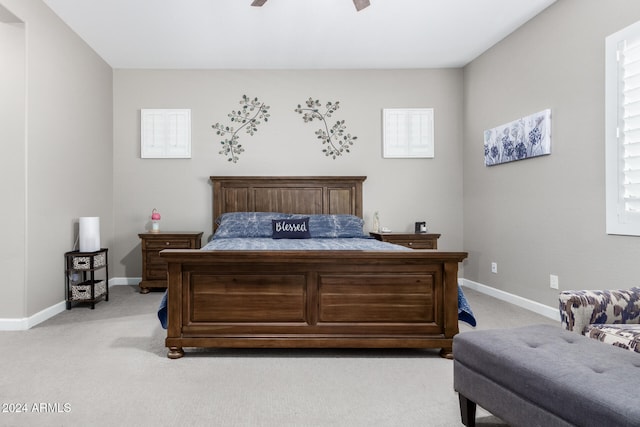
[160,176,467,359]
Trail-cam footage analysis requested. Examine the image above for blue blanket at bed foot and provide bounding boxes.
[457,285,476,327]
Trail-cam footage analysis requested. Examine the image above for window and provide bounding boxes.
[382,108,434,158]
[606,21,640,235]
[141,109,191,158]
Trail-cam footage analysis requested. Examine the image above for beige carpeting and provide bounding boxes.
[0,286,557,427]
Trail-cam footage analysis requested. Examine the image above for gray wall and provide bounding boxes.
[463,0,640,307]
[112,69,464,278]
[0,10,25,318]
[0,0,112,319]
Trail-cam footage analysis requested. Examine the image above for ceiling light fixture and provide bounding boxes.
[251,0,370,12]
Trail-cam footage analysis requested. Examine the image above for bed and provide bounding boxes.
[159,176,469,359]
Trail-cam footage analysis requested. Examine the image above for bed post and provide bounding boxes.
[165,261,184,359]
[439,260,460,359]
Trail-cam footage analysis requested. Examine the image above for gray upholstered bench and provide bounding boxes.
[453,324,640,427]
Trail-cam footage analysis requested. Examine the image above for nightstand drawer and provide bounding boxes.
[145,253,167,279]
[146,267,167,280]
[392,240,436,249]
[370,232,440,250]
[138,231,203,293]
[144,239,193,250]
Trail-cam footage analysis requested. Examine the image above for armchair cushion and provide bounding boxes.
[587,324,640,353]
[559,287,640,334]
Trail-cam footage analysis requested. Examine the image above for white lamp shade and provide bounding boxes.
[79,217,100,252]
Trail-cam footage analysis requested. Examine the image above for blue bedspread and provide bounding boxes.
[201,236,402,251]
[458,286,476,327]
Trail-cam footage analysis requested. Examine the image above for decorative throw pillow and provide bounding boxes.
[272,218,311,239]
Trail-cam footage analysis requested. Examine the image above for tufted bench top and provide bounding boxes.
[453,324,640,426]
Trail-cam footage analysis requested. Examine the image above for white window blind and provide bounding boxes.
[382,108,434,158]
[606,20,640,235]
[620,40,640,213]
[141,109,191,158]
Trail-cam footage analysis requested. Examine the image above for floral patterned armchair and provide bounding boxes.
[559,287,640,353]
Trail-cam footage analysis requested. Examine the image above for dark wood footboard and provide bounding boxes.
[161,249,467,358]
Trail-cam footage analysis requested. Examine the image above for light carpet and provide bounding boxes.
[0,286,557,427]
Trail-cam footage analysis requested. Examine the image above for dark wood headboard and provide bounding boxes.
[210,176,366,231]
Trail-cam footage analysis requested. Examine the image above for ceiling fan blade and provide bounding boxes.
[353,0,370,11]
[252,0,368,11]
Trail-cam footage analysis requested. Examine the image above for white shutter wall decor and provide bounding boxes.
[382,108,434,158]
[141,109,191,158]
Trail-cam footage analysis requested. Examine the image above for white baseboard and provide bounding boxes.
[0,300,67,331]
[460,278,560,321]
[0,317,28,331]
[0,277,142,331]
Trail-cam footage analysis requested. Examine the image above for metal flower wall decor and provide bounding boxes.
[212,95,270,163]
[294,98,358,159]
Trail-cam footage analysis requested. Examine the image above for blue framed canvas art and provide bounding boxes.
[484,109,551,166]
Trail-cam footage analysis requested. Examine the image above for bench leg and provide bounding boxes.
[458,393,476,427]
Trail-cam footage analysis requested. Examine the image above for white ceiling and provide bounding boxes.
[42,0,556,69]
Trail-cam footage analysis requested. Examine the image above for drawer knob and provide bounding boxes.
[165,242,170,245]
[408,242,413,246]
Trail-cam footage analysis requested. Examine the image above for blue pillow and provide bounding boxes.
[272,218,311,239]
[292,214,366,238]
[214,212,290,239]
[214,212,366,239]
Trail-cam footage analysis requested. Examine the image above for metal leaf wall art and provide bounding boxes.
[212,95,271,163]
[294,98,358,159]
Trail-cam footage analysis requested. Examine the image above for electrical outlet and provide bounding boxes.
[491,262,498,274]
[550,274,559,289]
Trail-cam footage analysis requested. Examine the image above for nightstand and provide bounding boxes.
[370,232,440,249]
[64,248,109,309]
[138,231,203,293]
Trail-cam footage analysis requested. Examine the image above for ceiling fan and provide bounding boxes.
[251,0,371,12]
